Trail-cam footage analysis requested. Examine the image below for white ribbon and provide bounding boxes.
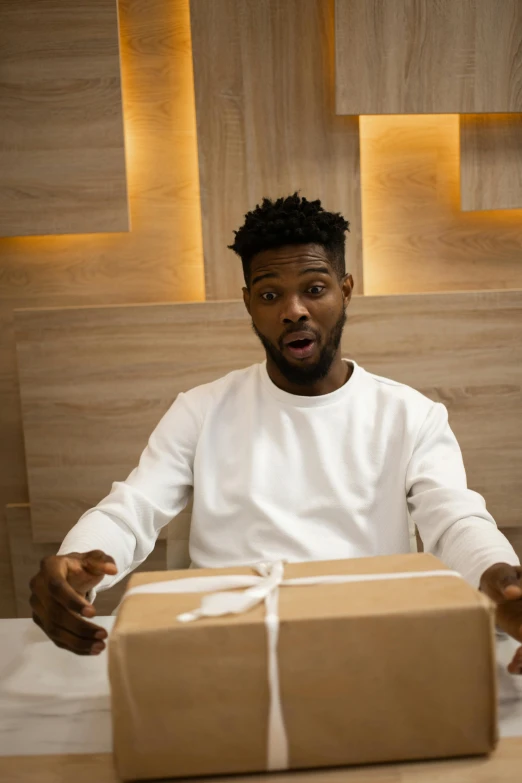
[123,562,464,771]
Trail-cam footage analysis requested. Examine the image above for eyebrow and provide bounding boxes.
[251,265,332,287]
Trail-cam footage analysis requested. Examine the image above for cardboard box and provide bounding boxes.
[109,553,497,781]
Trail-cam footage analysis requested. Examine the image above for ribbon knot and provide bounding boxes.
[177,561,285,623]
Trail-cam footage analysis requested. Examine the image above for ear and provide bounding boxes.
[341,274,354,308]
[242,286,251,316]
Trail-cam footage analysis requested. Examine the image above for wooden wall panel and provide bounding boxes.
[0,0,129,237]
[14,291,522,547]
[344,290,522,531]
[335,0,522,115]
[14,301,262,543]
[190,0,363,299]
[460,115,522,211]
[5,504,167,618]
[0,0,204,617]
[360,114,522,295]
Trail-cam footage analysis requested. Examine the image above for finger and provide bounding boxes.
[47,573,94,616]
[32,611,44,630]
[32,560,94,620]
[48,626,106,656]
[31,593,107,642]
[503,583,522,600]
[484,563,522,602]
[501,573,522,600]
[49,604,107,642]
[47,623,106,655]
[60,553,116,608]
[507,647,522,674]
[42,557,92,615]
[496,562,522,599]
[81,550,118,578]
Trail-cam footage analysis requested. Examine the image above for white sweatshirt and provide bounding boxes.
[59,359,519,589]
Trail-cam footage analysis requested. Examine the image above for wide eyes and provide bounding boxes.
[260,286,326,302]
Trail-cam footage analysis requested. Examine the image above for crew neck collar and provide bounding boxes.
[260,358,360,408]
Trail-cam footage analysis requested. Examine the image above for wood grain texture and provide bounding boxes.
[346,290,522,531]
[0,0,129,237]
[14,300,262,543]
[2,738,522,783]
[360,114,522,295]
[5,504,167,618]
[460,115,522,211]
[335,0,522,115]
[190,0,363,299]
[14,291,522,545]
[0,0,204,616]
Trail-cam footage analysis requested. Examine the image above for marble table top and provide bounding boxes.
[0,618,521,758]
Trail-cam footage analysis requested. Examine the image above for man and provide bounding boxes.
[30,194,522,671]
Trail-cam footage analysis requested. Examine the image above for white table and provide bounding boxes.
[0,618,522,758]
[0,617,115,756]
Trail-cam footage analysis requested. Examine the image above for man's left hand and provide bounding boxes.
[479,562,522,674]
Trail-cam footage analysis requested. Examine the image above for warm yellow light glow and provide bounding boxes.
[109,0,205,301]
[360,114,522,296]
[0,0,205,304]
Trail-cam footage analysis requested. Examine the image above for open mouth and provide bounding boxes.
[284,338,317,359]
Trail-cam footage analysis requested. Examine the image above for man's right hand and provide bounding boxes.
[29,550,118,656]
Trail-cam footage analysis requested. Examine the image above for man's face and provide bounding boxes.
[243,243,353,386]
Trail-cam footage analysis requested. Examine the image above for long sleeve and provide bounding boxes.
[58,391,201,592]
[406,402,520,587]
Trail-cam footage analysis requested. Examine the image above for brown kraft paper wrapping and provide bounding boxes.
[108,553,498,781]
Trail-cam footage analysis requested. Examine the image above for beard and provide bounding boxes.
[251,304,347,387]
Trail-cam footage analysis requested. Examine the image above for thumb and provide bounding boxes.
[482,563,522,602]
[81,549,117,577]
[500,567,522,600]
[66,550,117,593]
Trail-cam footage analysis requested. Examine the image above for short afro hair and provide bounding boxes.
[228,193,350,287]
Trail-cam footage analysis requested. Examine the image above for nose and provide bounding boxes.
[280,293,310,323]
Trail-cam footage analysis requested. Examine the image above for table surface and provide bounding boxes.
[1,618,522,781]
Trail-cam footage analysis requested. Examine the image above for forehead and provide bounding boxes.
[250,243,332,275]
